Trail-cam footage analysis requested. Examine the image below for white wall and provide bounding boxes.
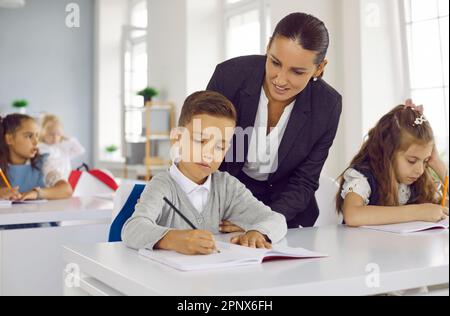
[337,0,408,171]
[94,0,128,166]
[147,0,188,119]
[0,0,94,166]
[339,0,363,168]
[187,0,223,95]
[147,0,222,120]
[360,0,408,133]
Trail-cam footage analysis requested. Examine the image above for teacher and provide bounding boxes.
[207,13,342,228]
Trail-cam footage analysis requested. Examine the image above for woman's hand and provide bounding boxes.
[219,220,245,233]
[0,186,22,201]
[230,231,272,249]
[415,203,449,223]
[428,145,447,182]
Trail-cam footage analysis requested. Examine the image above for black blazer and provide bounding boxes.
[207,55,342,228]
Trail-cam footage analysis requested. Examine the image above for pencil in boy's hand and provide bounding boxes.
[442,176,449,208]
[0,168,12,189]
[163,197,222,254]
[163,197,197,230]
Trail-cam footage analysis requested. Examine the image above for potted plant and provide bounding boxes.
[137,87,159,105]
[12,99,29,114]
[105,144,119,160]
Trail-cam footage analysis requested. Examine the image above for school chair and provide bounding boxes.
[313,176,343,227]
[108,180,146,242]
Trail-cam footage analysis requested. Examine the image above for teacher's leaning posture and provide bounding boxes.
[207,13,342,228]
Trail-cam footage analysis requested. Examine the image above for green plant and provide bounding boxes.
[105,145,119,153]
[137,87,159,101]
[12,99,28,108]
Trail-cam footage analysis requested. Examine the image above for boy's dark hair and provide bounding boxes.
[178,91,237,127]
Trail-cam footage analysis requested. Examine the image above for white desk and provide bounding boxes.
[0,197,113,296]
[62,226,449,296]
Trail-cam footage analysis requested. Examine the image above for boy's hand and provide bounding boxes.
[156,230,218,255]
[417,204,449,222]
[0,186,22,201]
[219,220,245,233]
[230,231,272,249]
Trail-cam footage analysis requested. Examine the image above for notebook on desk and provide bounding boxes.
[362,218,449,234]
[138,241,328,271]
[0,200,12,208]
[13,199,48,205]
[0,199,48,208]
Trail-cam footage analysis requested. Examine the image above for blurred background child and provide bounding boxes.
[38,114,85,182]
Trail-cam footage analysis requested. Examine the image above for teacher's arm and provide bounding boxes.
[270,98,342,222]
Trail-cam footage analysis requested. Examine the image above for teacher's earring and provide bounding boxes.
[313,77,318,82]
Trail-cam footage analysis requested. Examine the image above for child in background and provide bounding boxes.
[122,91,287,255]
[336,100,448,227]
[0,114,73,201]
[38,114,85,182]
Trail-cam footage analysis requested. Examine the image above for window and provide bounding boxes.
[123,1,148,148]
[224,0,270,59]
[403,0,449,161]
[97,0,148,163]
[131,0,148,28]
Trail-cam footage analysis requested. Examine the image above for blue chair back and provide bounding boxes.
[109,184,146,242]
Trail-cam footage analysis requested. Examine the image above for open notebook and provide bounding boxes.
[139,241,327,271]
[362,218,449,234]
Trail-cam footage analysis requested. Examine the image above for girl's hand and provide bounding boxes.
[417,203,449,223]
[219,220,245,233]
[428,145,447,180]
[19,190,39,201]
[230,231,272,249]
[156,230,218,255]
[0,186,22,201]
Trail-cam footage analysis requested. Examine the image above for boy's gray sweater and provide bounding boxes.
[122,170,288,250]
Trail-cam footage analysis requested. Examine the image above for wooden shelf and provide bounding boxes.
[123,101,176,180]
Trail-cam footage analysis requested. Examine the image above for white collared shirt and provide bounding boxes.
[169,163,211,213]
[340,168,411,205]
[243,87,295,181]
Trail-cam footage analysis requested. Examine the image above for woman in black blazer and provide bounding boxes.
[207,13,342,229]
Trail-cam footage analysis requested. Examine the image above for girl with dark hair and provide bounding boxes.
[0,114,73,202]
[336,100,448,227]
[207,13,342,229]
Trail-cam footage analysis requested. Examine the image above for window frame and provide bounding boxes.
[223,0,271,59]
[399,0,449,161]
